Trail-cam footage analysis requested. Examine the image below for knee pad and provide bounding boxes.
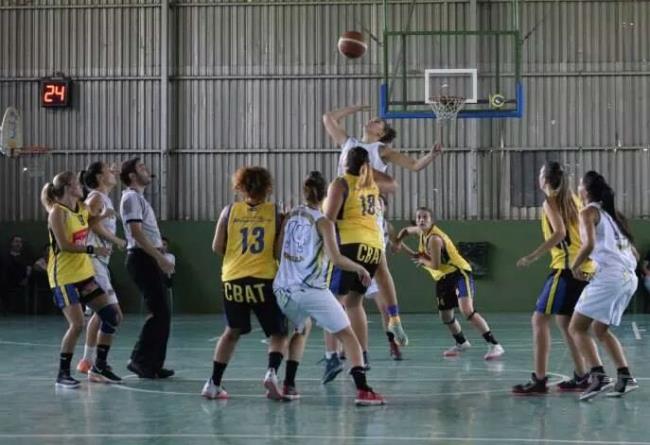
[97,305,120,334]
[466,310,477,321]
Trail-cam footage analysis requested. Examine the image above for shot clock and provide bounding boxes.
[40,76,72,108]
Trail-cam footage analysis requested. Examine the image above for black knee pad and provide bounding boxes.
[466,311,477,321]
[97,305,120,334]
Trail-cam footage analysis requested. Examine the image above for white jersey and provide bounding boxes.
[587,202,637,275]
[337,137,389,176]
[86,190,116,264]
[274,205,329,290]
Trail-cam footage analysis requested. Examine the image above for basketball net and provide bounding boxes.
[428,96,466,146]
[11,146,50,178]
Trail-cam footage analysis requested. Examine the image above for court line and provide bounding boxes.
[0,339,567,351]
[106,372,570,398]
[632,322,643,340]
[0,433,647,444]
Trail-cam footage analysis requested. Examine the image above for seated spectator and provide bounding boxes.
[1,235,33,313]
[642,250,650,294]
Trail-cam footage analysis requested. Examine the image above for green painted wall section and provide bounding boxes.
[3,220,649,314]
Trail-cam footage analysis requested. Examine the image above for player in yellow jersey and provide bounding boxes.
[513,161,596,394]
[202,167,289,401]
[397,208,505,360]
[321,147,384,383]
[40,171,123,389]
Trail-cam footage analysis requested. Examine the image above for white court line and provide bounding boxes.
[107,371,569,398]
[0,339,565,351]
[0,433,647,444]
[632,322,643,340]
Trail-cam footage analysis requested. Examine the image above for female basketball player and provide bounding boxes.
[512,162,594,394]
[321,147,386,383]
[323,104,445,348]
[76,162,127,375]
[274,171,384,405]
[396,208,504,360]
[41,171,123,388]
[202,167,288,401]
[569,171,639,400]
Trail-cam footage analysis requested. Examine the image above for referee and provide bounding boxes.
[119,158,175,379]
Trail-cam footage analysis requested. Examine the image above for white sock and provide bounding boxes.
[83,345,96,361]
[325,351,336,360]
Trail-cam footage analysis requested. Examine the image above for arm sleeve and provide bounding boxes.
[121,192,144,224]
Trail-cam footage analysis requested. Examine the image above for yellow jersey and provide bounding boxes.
[418,225,471,281]
[47,202,95,287]
[222,201,278,281]
[335,174,383,250]
[542,196,596,273]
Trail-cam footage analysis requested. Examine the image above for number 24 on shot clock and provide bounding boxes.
[40,76,72,108]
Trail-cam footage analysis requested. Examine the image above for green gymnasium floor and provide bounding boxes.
[1,313,649,444]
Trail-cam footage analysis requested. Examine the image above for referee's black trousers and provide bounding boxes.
[126,249,171,372]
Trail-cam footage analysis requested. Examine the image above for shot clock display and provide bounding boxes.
[40,76,72,108]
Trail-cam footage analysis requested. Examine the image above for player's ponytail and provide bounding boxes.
[345,146,374,189]
[303,171,326,204]
[582,170,634,243]
[543,161,578,226]
[41,171,74,212]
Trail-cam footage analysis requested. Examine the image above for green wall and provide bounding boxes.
[3,220,649,314]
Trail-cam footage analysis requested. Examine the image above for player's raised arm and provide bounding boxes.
[322,105,369,146]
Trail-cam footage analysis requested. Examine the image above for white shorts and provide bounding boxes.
[274,286,350,334]
[91,257,118,305]
[574,270,638,326]
[364,279,379,298]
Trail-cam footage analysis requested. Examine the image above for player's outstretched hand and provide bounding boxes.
[516,255,534,268]
[431,143,443,157]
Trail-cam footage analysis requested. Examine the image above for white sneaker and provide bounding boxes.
[443,341,471,357]
[484,343,505,360]
[263,369,284,401]
[201,378,229,400]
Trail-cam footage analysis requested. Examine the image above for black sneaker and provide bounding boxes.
[606,374,639,398]
[155,368,175,379]
[56,373,81,389]
[579,373,614,401]
[89,365,123,384]
[557,372,590,392]
[127,361,156,379]
[512,373,548,395]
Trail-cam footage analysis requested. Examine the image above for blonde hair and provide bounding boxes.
[41,171,75,212]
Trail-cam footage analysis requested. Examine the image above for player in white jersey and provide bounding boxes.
[569,171,640,400]
[323,104,442,348]
[76,162,127,376]
[273,171,384,406]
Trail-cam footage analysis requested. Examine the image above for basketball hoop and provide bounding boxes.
[427,96,466,122]
[13,146,51,178]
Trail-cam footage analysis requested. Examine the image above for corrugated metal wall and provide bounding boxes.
[1,0,648,222]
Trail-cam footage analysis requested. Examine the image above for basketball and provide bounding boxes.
[338,31,367,59]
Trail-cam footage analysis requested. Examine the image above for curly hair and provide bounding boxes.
[232,166,273,201]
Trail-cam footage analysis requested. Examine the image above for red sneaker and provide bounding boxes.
[76,358,93,374]
[389,341,403,361]
[355,389,385,406]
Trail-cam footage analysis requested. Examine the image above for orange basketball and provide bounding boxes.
[338,31,367,59]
